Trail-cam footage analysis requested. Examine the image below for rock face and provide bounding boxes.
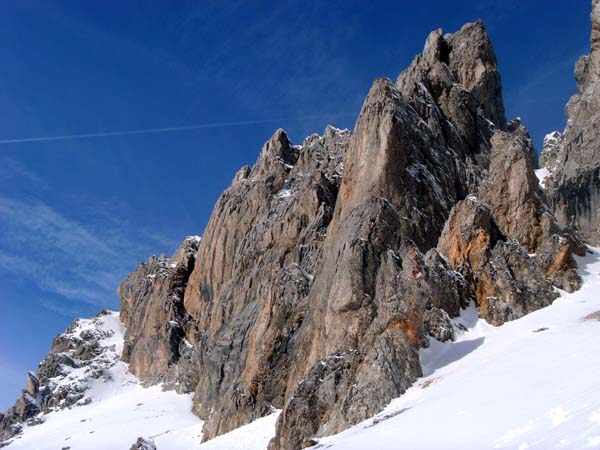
[0,311,122,445]
[118,236,201,392]
[185,126,350,440]
[480,123,547,252]
[541,0,600,245]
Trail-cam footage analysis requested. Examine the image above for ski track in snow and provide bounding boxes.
[6,248,600,449]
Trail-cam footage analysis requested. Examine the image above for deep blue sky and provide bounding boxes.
[0,0,590,409]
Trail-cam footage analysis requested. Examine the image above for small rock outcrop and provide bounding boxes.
[541,0,600,245]
[129,437,157,450]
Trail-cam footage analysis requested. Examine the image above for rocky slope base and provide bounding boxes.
[2,3,600,449]
[2,251,600,450]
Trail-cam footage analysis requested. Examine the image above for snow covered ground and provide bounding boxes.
[6,249,600,449]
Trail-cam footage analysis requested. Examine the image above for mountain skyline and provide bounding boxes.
[0,0,591,411]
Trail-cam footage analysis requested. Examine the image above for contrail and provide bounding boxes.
[0,113,356,145]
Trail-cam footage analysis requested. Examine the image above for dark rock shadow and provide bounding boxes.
[422,336,485,377]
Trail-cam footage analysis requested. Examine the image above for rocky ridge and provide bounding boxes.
[1,5,598,450]
[0,311,122,446]
[540,0,600,246]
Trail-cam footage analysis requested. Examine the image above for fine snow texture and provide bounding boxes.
[6,250,600,449]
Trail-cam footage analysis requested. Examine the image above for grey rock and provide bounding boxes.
[480,124,548,252]
[542,0,600,245]
[423,307,455,343]
[129,437,157,450]
[437,195,570,325]
[539,131,562,175]
[534,232,586,292]
[479,240,558,326]
[181,126,351,440]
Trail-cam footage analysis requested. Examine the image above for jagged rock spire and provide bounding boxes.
[397,20,506,130]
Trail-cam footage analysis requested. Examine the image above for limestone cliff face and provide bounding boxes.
[541,0,600,245]
[184,126,351,440]
[118,236,201,392]
[271,22,508,442]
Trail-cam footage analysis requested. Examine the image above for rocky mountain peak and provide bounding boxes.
[0,311,123,445]
[251,128,298,186]
[397,19,506,130]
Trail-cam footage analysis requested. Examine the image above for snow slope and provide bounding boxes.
[6,249,600,449]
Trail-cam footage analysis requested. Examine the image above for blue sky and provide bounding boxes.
[0,0,590,409]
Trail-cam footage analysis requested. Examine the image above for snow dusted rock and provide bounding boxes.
[535,231,587,293]
[271,20,505,449]
[479,240,558,325]
[542,0,600,245]
[315,248,600,450]
[479,121,586,291]
[480,123,548,252]
[110,17,582,448]
[423,307,455,343]
[129,437,157,450]
[0,311,123,445]
[437,198,557,325]
[436,112,587,323]
[539,130,562,177]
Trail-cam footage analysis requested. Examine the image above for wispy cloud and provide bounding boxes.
[38,297,87,318]
[0,191,175,310]
[0,158,48,189]
[0,114,355,145]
